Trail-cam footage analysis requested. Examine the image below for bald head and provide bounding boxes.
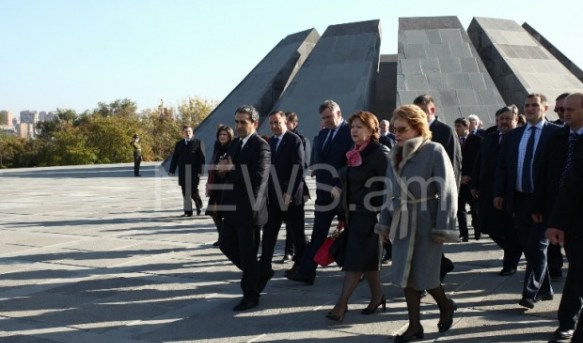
[564,92,583,131]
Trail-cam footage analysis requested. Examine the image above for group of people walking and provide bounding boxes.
[165,92,583,342]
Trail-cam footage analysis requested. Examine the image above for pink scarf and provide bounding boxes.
[346,139,371,167]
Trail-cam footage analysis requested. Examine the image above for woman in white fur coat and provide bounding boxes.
[375,104,459,343]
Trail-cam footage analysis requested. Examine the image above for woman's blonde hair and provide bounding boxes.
[391,105,432,140]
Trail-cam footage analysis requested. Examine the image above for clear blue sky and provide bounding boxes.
[1,0,580,118]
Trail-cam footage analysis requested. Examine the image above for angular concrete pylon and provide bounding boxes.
[522,22,583,83]
[258,19,382,146]
[468,17,583,119]
[194,29,320,159]
[396,16,505,127]
[372,54,398,120]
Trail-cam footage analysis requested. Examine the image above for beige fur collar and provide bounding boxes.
[390,136,429,173]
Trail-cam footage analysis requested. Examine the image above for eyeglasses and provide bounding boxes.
[394,126,411,134]
[554,107,565,113]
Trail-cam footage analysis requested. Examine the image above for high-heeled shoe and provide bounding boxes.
[325,306,348,321]
[361,295,386,314]
[437,299,457,333]
[394,326,424,343]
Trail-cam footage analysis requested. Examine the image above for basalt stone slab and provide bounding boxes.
[372,54,397,120]
[257,20,381,145]
[397,16,504,126]
[523,22,583,83]
[469,17,583,119]
[194,29,320,161]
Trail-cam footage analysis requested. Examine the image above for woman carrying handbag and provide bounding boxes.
[326,111,390,322]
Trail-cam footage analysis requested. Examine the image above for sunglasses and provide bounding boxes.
[394,126,411,134]
[554,107,565,113]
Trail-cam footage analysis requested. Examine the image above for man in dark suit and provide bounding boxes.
[468,114,487,138]
[286,99,353,285]
[260,110,307,283]
[280,111,310,263]
[494,93,561,309]
[540,92,583,342]
[454,117,482,241]
[216,105,271,311]
[169,126,206,216]
[379,119,396,149]
[413,94,462,281]
[552,92,570,126]
[471,106,522,275]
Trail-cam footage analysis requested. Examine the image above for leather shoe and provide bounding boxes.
[286,272,314,285]
[518,297,535,309]
[284,264,299,277]
[233,297,259,311]
[553,328,574,340]
[196,208,202,216]
[499,267,517,276]
[180,213,193,217]
[536,293,554,301]
[279,254,293,264]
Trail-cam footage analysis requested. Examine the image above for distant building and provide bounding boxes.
[0,110,13,126]
[39,111,56,122]
[20,110,39,125]
[17,122,34,139]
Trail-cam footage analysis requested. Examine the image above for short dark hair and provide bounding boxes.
[526,93,547,104]
[556,92,571,101]
[286,111,298,123]
[454,117,469,127]
[495,106,518,117]
[413,94,435,106]
[235,105,259,122]
[268,110,285,118]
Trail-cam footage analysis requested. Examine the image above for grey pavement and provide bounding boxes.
[0,163,567,342]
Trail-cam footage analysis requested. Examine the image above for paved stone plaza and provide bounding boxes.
[0,163,567,342]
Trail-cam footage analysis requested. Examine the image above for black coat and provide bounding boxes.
[338,140,390,270]
[169,138,205,186]
[313,121,353,204]
[205,141,230,215]
[461,134,482,177]
[267,131,307,206]
[494,122,560,213]
[430,118,462,186]
[221,133,270,226]
[379,133,396,149]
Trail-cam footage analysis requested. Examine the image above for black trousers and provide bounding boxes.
[260,201,306,266]
[457,183,479,239]
[180,178,202,215]
[487,209,522,270]
[133,151,141,176]
[547,243,564,277]
[557,233,583,331]
[219,218,263,300]
[514,193,552,299]
[297,203,337,278]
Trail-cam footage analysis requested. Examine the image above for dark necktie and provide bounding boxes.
[322,129,335,151]
[460,136,466,146]
[270,137,279,154]
[521,126,537,193]
[498,133,504,145]
[559,133,578,188]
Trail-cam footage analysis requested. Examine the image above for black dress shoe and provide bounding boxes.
[196,208,202,216]
[233,297,259,311]
[536,293,554,301]
[284,264,299,277]
[212,241,220,247]
[279,254,293,264]
[181,213,193,217]
[518,297,535,309]
[553,328,574,340]
[285,272,314,285]
[460,236,469,242]
[361,295,386,314]
[499,267,517,276]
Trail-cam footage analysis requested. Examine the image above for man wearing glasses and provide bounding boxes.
[553,93,570,126]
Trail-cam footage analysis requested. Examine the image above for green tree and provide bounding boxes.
[41,123,97,166]
[141,100,181,161]
[94,98,138,117]
[177,96,217,128]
